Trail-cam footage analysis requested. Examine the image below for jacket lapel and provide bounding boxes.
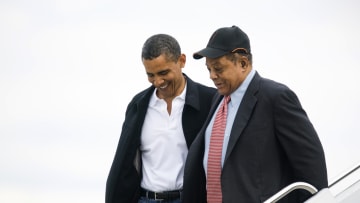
[224,72,260,163]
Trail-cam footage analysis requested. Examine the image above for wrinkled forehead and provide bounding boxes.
[205,55,228,68]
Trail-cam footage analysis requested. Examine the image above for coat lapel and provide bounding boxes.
[224,72,260,163]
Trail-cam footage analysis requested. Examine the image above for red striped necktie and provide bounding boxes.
[207,95,231,203]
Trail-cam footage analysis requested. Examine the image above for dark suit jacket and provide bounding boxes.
[182,72,328,203]
[105,75,216,203]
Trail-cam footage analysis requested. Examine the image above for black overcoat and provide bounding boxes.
[105,75,216,203]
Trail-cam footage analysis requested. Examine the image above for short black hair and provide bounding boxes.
[141,34,181,63]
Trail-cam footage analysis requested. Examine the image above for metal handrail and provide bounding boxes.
[263,182,318,203]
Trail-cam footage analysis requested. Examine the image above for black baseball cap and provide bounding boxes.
[193,25,251,59]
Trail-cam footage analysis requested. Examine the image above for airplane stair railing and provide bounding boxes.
[263,163,360,203]
[263,182,318,203]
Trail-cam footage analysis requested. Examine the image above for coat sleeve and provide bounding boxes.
[105,99,143,203]
[273,87,328,190]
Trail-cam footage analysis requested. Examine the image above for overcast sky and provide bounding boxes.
[1,0,360,202]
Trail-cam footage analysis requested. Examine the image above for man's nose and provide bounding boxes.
[209,70,218,80]
[153,77,164,87]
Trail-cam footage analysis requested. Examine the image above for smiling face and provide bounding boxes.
[143,53,186,101]
[205,54,250,96]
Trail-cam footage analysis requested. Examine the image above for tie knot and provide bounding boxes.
[224,95,231,104]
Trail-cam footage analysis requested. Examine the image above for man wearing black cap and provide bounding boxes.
[182,25,328,203]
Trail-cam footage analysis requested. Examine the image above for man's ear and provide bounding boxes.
[179,54,186,68]
[240,55,250,68]
[241,61,246,68]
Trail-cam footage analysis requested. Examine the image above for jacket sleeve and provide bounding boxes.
[274,87,328,190]
[105,99,142,203]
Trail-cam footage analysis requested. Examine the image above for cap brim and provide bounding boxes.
[193,47,228,59]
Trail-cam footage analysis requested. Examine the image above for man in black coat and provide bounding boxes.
[105,34,216,203]
[183,25,328,203]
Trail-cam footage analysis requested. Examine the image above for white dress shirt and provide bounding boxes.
[140,84,187,192]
